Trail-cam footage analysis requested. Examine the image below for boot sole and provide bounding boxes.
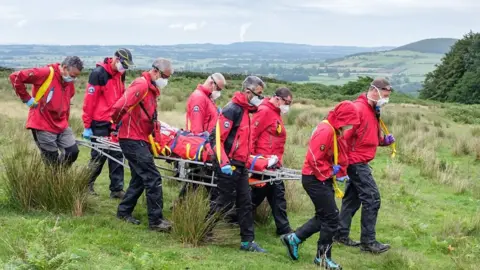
[360,246,390,254]
[280,235,298,261]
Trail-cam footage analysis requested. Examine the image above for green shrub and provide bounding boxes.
[1,144,91,215]
[171,186,219,246]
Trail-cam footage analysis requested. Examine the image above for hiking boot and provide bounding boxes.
[117,214,141,225]
[333,235,360,247]
[314,257,342,269]
[360,241,391,254]
[110,190,125,199]
[276,227,294,236]
[240,241,267,253]
[280,233,301,260]
[149,219,172,232]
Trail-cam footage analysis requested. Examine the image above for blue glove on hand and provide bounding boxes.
[384,134,395,146]
[332,165,341,175]
[83,128,93,140]
[221,165,233,175]
[26,97,37,108]
[336,176,349,183]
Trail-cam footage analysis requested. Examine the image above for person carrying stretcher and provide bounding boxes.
[249,87,293,236]
[206,75,267,253]
[110,58,173,232]
[175,73,227,201]
[280,100,360,269]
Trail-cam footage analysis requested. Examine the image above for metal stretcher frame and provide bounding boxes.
[76,136,302,188]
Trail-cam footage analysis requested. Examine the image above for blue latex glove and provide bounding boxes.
[221,165,233,175]
[384,134,395,146]
[332,165,341,175]
[201,131,210,137]
[217,106,222,113]
[83,128,93,140]
[337,176,349,183]
[26,97,37,108]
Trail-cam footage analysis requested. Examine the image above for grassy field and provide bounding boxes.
[0,71,479,269]
[309,50,443,87]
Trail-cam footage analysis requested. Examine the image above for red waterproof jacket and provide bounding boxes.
[344,93,388,164]
[9,63,76,134]
[185,85,218,133]
[251,99,287,164]
[111,72,159,143]
[82,58,126,128]
[302,101,360,181]
[209,92,258,167]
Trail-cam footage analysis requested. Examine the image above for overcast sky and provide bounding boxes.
[0,0,479,47]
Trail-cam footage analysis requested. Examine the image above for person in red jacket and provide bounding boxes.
[82,48,134,199]
[206,75,267,253]
[9,56,84,167]
[175,73,226,200]
[110,58,173,232]
[280,100,360,269]
[334,78,395,254]
[250,87,293,236]
[185,72,226,134]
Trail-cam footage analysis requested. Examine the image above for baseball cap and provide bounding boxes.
[115,48,134,67]
[371,78,392,91]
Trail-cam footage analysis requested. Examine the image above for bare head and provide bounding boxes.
[60,56,84,82]
[269,87,293,114]
[204,72,226,100]
[112,48,134,73]
[149,58,174,89]
[242,75,266,106]
[367,77,393,107]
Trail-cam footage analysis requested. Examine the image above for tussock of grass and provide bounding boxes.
[254,200,271,225]
[159,96,178,111]
[295,111,324,128]
[382,160,404,182]
[1,144,91,215]
[171,186,219,246]
[284,181,308,213]
[452,137,471,156]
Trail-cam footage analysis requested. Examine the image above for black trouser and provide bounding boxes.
[251,175,291,235]
[88,121,124,192]
[337,163,381,244]
[209,164,254,242]
[117,139,164,226]
[295,175,339,258]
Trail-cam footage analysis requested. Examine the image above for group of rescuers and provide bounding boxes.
[9,48,396,269]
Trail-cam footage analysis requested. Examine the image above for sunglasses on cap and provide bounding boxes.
[152,65,170,79]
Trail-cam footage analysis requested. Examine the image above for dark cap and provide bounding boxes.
[115,48,134,67]
[371,77,392,91]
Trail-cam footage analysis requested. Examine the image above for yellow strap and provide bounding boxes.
[276,124,282,134]
[34,66,54,102]
[215,120,221,163]
[186,143,193,160]
[379,119,396,158]
[187,119,191,131]
[148,134,158,157]
[322,120,344,199]
[161,146,171,156]
[128,90,149,113]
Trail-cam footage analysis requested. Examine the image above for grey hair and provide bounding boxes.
[210,72,226,85]
[242,75,266,91]
[62,56,84,71]
[152,58,174,73]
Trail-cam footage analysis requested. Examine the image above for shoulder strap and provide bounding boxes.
[34,66,55,102]
[321,120,344,199]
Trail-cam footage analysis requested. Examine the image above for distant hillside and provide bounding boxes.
[391,38,458,54]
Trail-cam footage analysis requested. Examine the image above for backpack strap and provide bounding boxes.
[34,66,55,102]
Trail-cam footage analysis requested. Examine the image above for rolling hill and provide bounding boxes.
[391,38,458,54]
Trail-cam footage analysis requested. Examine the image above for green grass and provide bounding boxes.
[0,72,479,269]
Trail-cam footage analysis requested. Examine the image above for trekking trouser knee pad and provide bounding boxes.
[64,144,80,165]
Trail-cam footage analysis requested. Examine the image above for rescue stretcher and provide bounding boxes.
[76,121,302,188]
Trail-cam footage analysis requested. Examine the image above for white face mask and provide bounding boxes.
[116,61,125,73]
[211,90,221,100]
[249,96,262,107]
[280,104,289,114]
[155,78,168,89]
[370,85,389,108]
